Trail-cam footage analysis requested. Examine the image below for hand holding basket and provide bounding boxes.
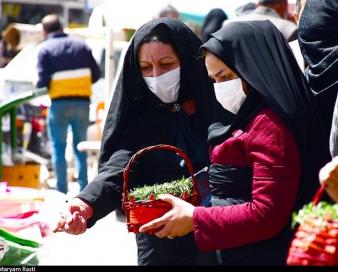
[122,144,201,234]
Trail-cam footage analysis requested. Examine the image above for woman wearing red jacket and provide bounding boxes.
[140,20,324,265]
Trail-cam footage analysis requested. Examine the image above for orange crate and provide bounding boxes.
[3,163,41,188]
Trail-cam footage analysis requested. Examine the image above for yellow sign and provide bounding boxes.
[2,4,21,17]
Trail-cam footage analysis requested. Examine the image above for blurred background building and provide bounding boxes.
[0,0,100,29]
[0,0,297,29]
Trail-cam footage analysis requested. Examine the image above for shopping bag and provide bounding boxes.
[0,183,44,217]
[0,228,41,265]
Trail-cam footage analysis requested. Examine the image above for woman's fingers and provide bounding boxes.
[139,195,178,233]
[79,215,87,234]
[52,217,66,233]
[158,194,175,204]
[139,215,167,233]
[139,216,173,239]
[64,211,82,234]
[53,203,89,235]
[72,212,87,235]
[320,157,338,187]
[139,194,194,237]
[319,157,338,203]
[53,212,87,235]
[66,213,74,225]
[154,222,173,239]
[70,212,87,235]
[52,210,73,233]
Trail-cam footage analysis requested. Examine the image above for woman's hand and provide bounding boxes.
[53,197,94,235]
[139,194,195,239]
[319,156,338,203]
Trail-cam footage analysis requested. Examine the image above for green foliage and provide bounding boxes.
[129,176,192,201]
[291,201,338,229]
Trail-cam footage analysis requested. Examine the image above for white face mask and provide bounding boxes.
[143,66,180,103]
[213,78,246,114]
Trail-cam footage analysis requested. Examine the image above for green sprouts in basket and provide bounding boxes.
[291,201,338,229]
[129,176,193,201]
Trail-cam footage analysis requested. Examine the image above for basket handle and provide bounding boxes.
[122,144,200,208]
[312,184,326,205]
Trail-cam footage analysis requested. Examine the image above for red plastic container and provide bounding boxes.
[287,185,338,266]
[122,144,200,234]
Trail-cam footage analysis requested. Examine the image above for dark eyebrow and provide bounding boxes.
[209,69,228,78]
[159,56,176,61]
[139,56,175,65]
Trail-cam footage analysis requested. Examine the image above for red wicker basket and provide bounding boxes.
[287,185,338,266]
[122,144,201,234]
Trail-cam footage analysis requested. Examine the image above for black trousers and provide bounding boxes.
[136,232,217,266]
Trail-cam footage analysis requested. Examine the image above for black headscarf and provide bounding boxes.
[78,19,215,264]
[201,20,322,204]
[201,8,228,43]
[99,18,214,171]
[298,0,338,94]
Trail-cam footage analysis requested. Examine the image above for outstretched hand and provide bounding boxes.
[139,194,195,239]
[53,197,94,235]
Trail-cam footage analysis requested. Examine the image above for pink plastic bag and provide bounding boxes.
[0,183,44,217]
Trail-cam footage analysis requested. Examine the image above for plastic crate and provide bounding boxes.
[3,163,40,189]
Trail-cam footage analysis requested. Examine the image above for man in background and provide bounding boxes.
[158,4,180,19]
[224,0,297,42]
[37,14,101,194]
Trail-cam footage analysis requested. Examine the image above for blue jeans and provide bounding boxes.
[47,99,89,194]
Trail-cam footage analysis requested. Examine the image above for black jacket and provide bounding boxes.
[77,18,215,265]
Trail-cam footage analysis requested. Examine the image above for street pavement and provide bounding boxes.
[38,210,138,265]
[35,181,138,265]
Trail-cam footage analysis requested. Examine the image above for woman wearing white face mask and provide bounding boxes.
[142,66,180,103]
[139,20,325,265]
[52,18,217,266]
